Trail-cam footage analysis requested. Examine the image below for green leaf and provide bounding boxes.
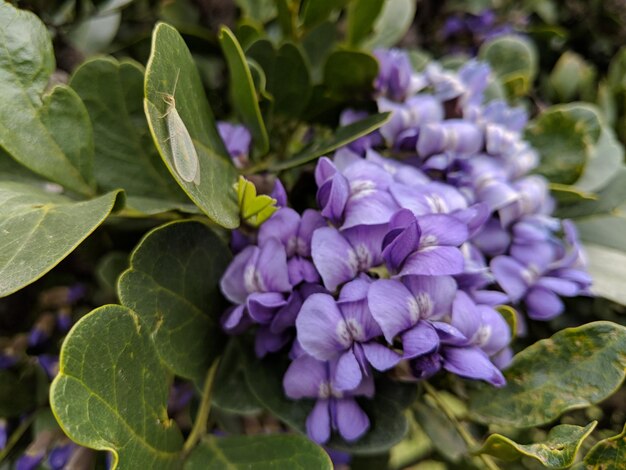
[0,367,38,418]
[70,57,189,209]
[346,0,386,46]
[548,51,596,103]
[413,402,466,462]
[583,422,626,469]
[96,251,128,296]
[50,305,184,469]
[184,434,332,469]
[242,345,416,454]
[476,422,596,468]
[0,2,95,196]
[495,305,517,339]
[272,112,390,171]
[0,183,122,297]
[527,103,602,185]
[219,27,269,157]
[300,0,344,29]
[118,220,230,387]
[468,322,626,428]
[235,0,276,23]
[580,244,626,312]
[478,35,538,98]
[144,23,239,229]
[323,49,379,99]
[574,127,624,193]
[362,0,416,49]
[246,39,312,118]
[302,21,337,82]
[212,340,261,414]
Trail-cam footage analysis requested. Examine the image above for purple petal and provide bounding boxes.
[417,214,469,246]
[337,295,382,341]
[315,157,337,186]
[247,292,287,324]
[258,238,292,293]
[476,305,511,355]
[402,275,457,319]
[342,192,398,229]
[297,293,347,359]
[399,246,465,276]
[334,349,364,391]
[361,342,402,370]
[298,210,327,256]
[283,354,328,399]
[258,208,300,252]
[535,276,580,297]
[287,257,320,285]
[311,227,357,291]
[451,290,480,340]
[410,351,442,379]
[318,173,350,224]
[221,305,250,333]
[271,178,288,207]
[525,286,564,320]
[343,222,390,267]
[401,321,440,359]
[382,209,421,272]
[432,322,468,345]
[442,346,505,387]
[490,256,528,302]
[335,398,370,442]
[368,279,416,342]
[307,399,331,444]
[220,245,257,304]
[255,326,291,357]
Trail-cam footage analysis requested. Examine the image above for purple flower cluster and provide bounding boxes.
[219,49,591,444]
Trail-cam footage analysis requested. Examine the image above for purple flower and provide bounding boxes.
[339,110,383,155]
[270,178,288,207]
[377,95,444,146]
[381,209,468,277]
[38,354,59,379]
[417,120,483,157]
[48,443,78,470]
[17,453,44,470]
[259,208,325,285]
[373,49,424,101]
[283,354,373,444]
[311,223,388,291]
[0,419,7,450]
[220,238,291,332]
[296,279,400,390]
[368,275,456,356]
[491,221,591,320]
[217,121,251,168]
[315,157,399,229]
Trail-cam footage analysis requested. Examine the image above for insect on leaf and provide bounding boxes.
[161,71,200,184]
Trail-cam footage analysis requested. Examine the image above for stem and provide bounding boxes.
[422,382,500,470]
[182,358,220,455]
[0,413,36,462]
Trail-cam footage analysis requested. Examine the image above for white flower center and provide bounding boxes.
[350,180,377,200]
[336,318,365,347]
[244,265,266,293]
[348,244,372,273]
[425,193,448,213]
[408,292,434,323]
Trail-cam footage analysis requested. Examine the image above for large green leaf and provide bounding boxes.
[212,340,261,415]
[144,23,239,229]
[70,57,189,212]
[184,434,332,469]
[413,402,466,463]
[346,0,386,46]
[527,104,602,185]
[235,0,276,23]
[468,322,626,428]
[548,51,596,103]
[219,27,269,157]
[476,422,597,468]
[118,221,230,387]
[50,305,184,469]
[479,35,538,98]
[362,0,416,49]
[323,49,379,99]
[0,182,122,297]
[246,39,312,118]
[583,422,626,469]
[574,127,624,193]
[271,112,390,171]
[242,345,416,454]
[583,244,626,305]
[299,0,344,29]
[0,2,95,196]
